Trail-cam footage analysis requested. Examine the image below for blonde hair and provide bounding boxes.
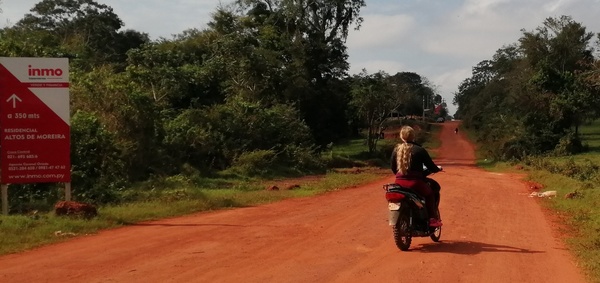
[396,126,415,175]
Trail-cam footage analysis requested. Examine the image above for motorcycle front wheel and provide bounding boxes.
[393,214,411,251]
[430,208,442,242]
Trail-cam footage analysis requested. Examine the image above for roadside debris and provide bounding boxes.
[525,181,544,191]
[54,201,98,218]
[564,191,580,199]
[529,190,557,198]
[54,231,78,237]
[266,185,279,191]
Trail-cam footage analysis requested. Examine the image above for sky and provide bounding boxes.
[2,0,600,115]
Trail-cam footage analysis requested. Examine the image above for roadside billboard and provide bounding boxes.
[0,57,70,184]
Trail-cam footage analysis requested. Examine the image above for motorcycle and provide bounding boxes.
[383,166,442,251]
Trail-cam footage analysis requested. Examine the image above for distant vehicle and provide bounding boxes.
[436,117,445,123]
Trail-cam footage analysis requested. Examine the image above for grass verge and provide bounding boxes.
[525,170,600,282]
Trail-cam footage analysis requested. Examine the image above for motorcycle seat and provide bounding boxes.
[384,184,423,201]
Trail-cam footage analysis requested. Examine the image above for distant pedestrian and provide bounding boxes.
[454,128,458,134]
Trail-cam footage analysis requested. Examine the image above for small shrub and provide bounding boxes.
[554,132,584,155]
[564,159,599,181]
[323,155,366,168]
[228,150,277,176]
[282,145,326,173]
[159,189,191,202]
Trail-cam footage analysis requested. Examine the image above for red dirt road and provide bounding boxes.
[0,122,587,283]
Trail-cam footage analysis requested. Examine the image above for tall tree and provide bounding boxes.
[389,72,437,118]
[229,0,366,145]
[350,70,405,153]
[16,0,148,69]
[520,15,596,134]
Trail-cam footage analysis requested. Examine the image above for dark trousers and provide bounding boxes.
[395,178,437,220]
[425,177,441,219]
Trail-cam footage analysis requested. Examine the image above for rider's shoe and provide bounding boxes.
[429,218,443,227]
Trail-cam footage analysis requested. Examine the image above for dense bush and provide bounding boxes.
[523,156,599,181]
[7,184,61,213]
[70,111,127,204]
[281,144,326,173]
[71,68,165,180]
[164,99,319,173]
[554,132,584,155]
[228,149,278,176]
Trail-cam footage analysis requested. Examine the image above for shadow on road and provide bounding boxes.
[413,240,545,255]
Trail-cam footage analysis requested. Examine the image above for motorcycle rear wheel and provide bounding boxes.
[430,227,442,242]
[393,214,411,251]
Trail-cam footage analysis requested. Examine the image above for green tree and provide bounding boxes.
[520,15,596,134]
[454,16,600,159]
[71,66,163,181]
[0,27,62,57]
[126,41,225,110]
[389,72,437,118]
[16,0,148,69]
[350,70,404,153]
[228,0,366,145]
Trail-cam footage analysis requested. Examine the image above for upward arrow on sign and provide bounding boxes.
[6,94,22,108]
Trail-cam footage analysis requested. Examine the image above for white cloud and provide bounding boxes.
[432,68,474,112]
[544,0,575,12]
[419,2,536,59]
[462,0,512,15]
[0,0,35,27]
[346,14,415,51]
[108,0,219,39]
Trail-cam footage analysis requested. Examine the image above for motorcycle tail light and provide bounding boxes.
[385,192,405,202]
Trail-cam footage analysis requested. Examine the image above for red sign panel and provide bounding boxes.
[0,58,71,183]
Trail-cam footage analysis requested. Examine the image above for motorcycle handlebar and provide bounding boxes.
[422,165,443,176]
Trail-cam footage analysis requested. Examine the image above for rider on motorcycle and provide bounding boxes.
[390,126,443,227]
